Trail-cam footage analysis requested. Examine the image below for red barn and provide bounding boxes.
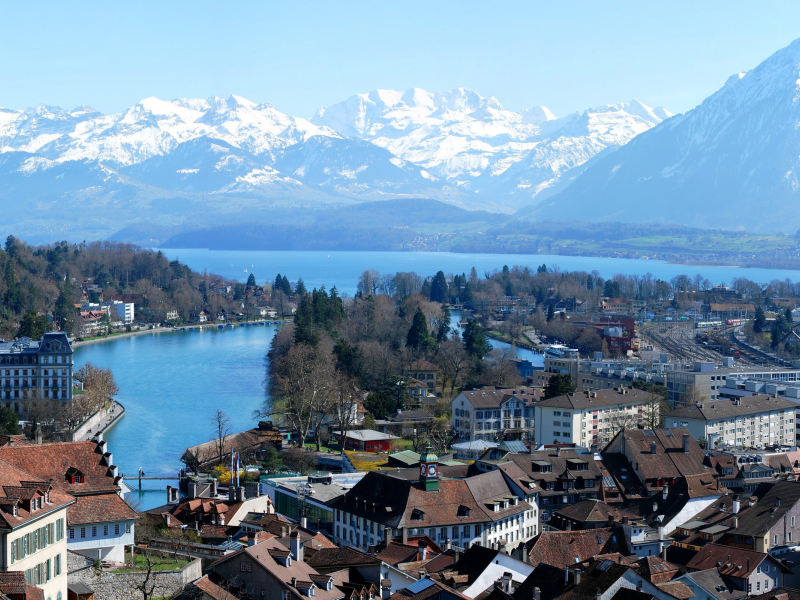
[336,429,399,452]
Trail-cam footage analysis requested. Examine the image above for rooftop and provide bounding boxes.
[665,395,799,420]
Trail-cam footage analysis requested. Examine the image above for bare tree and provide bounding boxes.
[479,347,522,388]
[330,371,359,454]
[428,417,457,454]
[211,410,231,467]
[73,363,119,415]
[436,336,469,393]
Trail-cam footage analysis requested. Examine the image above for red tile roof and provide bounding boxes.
[67,493,138,526]
[526,527,625,569]
[0,459,74,528]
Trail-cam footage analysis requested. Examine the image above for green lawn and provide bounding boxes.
[116,551,191,573]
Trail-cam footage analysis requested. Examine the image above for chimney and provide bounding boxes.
[188,482,197,499]
[682,434,690,453]
[210,479,218,497]
[502,573,512,592]
[732,494,740,515]
[662,484,669,500]
[445,538,452,551]
[301,517,308,528]
[653,501,658,513]
[595,590,602,600]
[165,514,171,527]
[733,516,738,529]
[573,568,581,585]
[660,545,667,560]
[557,447,562,458]
[622,516,629,524]
[418,570,426,580]
[565,567,569,586]
[384,527,392,545]
[290,531,303,562]
[402,528,408,545]
[418,540,427,561]
[291,577,297,588]
[776,497,782,509]
[229,486,236,502]
[747,558,750,573]
[34,427,42,445]
[533,588,541,600]
[381,581,392,600]
[650,441,657,454]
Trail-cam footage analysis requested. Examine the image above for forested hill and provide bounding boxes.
[0,236,206,339]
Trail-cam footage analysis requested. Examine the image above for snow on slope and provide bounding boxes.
[312,88,670,208]
[527,37,800,231]
[0,95,339,167]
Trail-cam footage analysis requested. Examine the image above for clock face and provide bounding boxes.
[420,464,427,477]
[427,464,437,477]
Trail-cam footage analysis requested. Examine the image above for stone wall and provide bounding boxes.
[67,549,202,600]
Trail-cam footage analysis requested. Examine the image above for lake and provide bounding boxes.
[160,248,800,296]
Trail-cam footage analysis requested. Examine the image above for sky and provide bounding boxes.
[1,1,799,118]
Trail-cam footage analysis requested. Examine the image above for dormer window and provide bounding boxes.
[66,467,84,484]
[457,505,471,517]
[411,509,425,521]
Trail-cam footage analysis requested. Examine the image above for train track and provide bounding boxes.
[640,323,762,366]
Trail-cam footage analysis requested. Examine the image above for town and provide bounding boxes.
[5,243,800,600]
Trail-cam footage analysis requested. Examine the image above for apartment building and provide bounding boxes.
[451,387,541,442]
[533,355,674,393]
[328,451,534,553]
[534,388,662,448]
[0,332,73,411]
[664,395,798,449]
[0,459,73,599]
[111,301,134,325]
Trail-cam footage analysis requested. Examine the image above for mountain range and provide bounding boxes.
[0,88,669,241]
[5,36,800,243]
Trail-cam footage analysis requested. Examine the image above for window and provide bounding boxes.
[80,527,86,539]
[115,524,120,535]
[91,526,97,537]
[103,525,108,536]
[125,523,131,534]
[68,528,74,540]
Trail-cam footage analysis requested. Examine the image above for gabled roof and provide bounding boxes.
[525,527,624,569]
[0,459,74,528]
[0,440,120,495]
[680,569,746,599]
[307,547,381,568]
[666,395,799,420]
[686,543,786,578]
[536,388,660,410]
[731,480,800,537]
[67,493,139,525]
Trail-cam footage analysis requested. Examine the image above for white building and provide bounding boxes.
[664,395,798,449]
[452,387,540,442]
[111,301,134,324]
[534,387,662,447]
[329,451,535,553]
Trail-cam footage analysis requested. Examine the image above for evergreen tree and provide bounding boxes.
[53,285,77,335]
[437,305,451,342]
[786,306,794,324]
[546,304,555,322]
[16,311,50,340]
[246,273,257,288]
[430,271,448,303]
[4,236,18,258]
[543,373,576,399]
[0,407,18,435]
[294,294,320,346]
[462,320,491,361]
[754,306,767,333]
[407,308,434,352]
[537,264,547,274]
[295,277,307,296]
[586,275,594,291]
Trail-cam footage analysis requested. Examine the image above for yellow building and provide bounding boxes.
[0,458,73,600]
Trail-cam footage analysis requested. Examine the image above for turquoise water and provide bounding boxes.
[160,249,800,296]
[74,325,277,509]
[75,313,541,510]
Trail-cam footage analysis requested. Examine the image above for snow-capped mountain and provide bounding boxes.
[0,88,668,239]
[312,88,670,208]
[525,38,800,232]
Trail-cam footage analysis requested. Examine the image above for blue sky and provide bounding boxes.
[1,1,799,118]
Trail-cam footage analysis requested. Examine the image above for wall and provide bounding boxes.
[70,405,116,442]
[67,549,202,600]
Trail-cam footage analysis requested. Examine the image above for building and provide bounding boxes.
[534,387,662,448]
[0,458,73,599]
[335,430,400,452]
[684,543,787,594]
[475,445,597,527]
[666,363,800,407]
[262,472,365,535]
[664,395,798,449]
[255,307,278,318]
[722,480,800,552]
[406,361,438,392]
[110,301,134,325]
[206,535,347,600]
[0,332,74,411]
[329,449,534,553]
[451,387,541,442]
[450,441,498,460]
[181,421,283,470]
[0,435,138,563]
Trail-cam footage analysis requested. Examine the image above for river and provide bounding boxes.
[75,312,541,510]
[159,249,800,296]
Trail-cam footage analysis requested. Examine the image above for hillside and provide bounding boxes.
[524,37,800,233]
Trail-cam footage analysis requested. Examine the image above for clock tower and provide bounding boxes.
[419,445,439,491]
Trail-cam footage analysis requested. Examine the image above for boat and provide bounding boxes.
[217,324,224,329]
[180,327,187,331]
[543,344,571,358]
[225,323,233,328]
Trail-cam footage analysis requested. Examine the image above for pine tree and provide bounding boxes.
[543,373,576,399]
[754,306,766,333]
[295,277,307,296]
[430,271,448,303]
[547,304,555,322]
[462,320,491,361]
[246,273,256,288]
[407,308,434,352]
[53,284,77,335]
